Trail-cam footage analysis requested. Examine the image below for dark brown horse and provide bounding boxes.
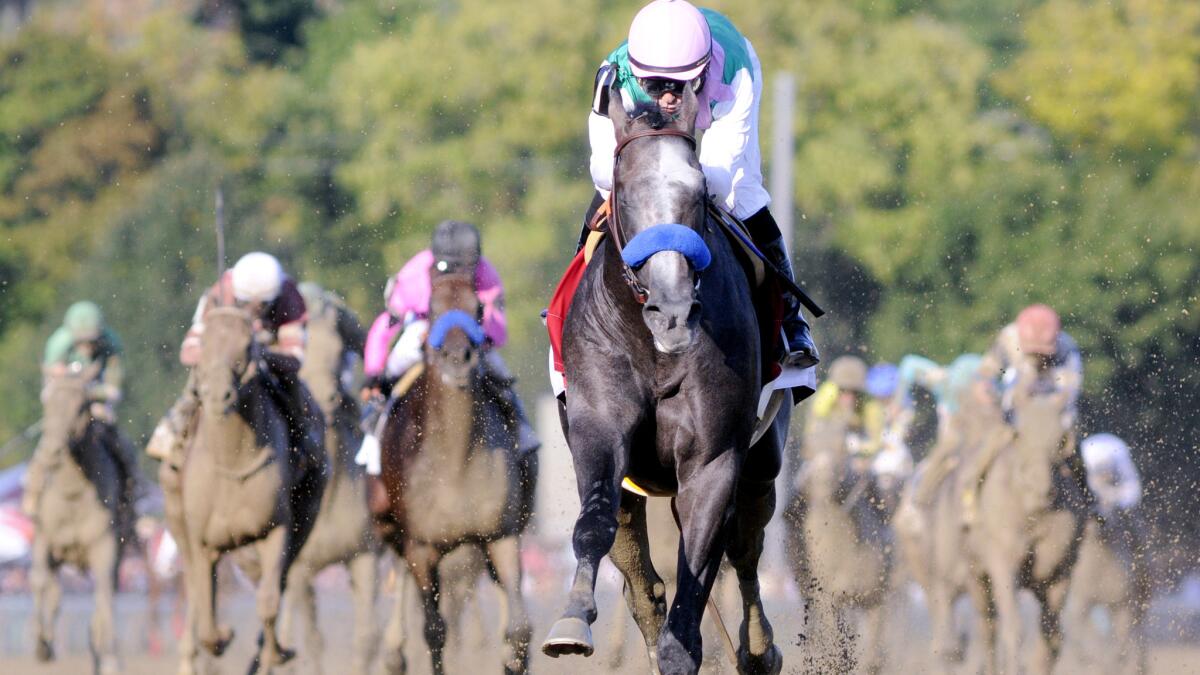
[375,272,537,675]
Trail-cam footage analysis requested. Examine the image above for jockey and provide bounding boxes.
[1080,433,1142,517]
[585,0,818,368]
[896,353,992,505]
[807,356,885,458]
[361,220,538,454]
[979,304,1083,427]
[865,362,913,482]
[23,302,139,516]
[960,305,1089,520]
[146,252,323,466]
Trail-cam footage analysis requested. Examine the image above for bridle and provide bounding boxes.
[602,126,699,304]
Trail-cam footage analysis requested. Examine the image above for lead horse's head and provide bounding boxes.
[607,81,709,354]
[195,307,257,416]
[425,273,485,389]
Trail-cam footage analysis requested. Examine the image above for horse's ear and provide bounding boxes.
[607,83,630,143]
[677,79,700,135]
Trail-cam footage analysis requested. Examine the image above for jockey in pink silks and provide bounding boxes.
[361,220,538,456]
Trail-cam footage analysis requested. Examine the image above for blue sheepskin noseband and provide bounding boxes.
[620,223,712,272]
[428,309,485,350]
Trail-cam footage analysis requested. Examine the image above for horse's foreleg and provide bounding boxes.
[250,525,295,672]
[405,543,447,675]
[1032,579,1070,675]
[189,548,232,656]
[486,536,532,675]
[542,422,628,659]
[381,560,409,675]
[607,490,667,672]
[348,552,381,675]
[725,476,781,675]
[30,538,59,662]
[281,563,320,674]
[990,570,1022,675]
[87,533,121,675]
[659,451,738,675]
[966,573,998,675]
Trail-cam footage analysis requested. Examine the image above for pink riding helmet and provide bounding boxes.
[627,0,712,81]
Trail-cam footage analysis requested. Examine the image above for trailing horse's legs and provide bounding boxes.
[1032,579,1070,675]
[87,532,121,675]
[349,552,381,675]
[250,525,295,672]
[381,561,409,675]
[486,536,532,674]
[659,452,738,675]
[929,578,962,672]
[967,573,999,675]
[281,563,321,674]
[724,477,781,675]
[30,538,59,662]
[406,542,448,675]
[607,490,667,672]
[543,420,629,659]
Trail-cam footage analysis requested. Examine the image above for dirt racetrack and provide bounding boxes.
[3,556,1199,674]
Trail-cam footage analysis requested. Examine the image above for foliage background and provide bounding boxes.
[0,0,1196,562]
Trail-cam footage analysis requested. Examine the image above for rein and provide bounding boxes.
[603,127,699,304]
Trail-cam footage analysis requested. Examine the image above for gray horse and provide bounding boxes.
[964,390,1087,674]
[786,411,898,674]
[267,283,382,675]
[29,364,125,675]
[542,81,792,675]
[173,307,327,674]
[895,389,1011,672]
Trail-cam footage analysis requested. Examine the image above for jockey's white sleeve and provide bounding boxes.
[589,110,616,195]
[698,39,770,220]
[385,319,429,379]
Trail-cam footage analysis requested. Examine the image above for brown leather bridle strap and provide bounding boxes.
[609,127,698,303]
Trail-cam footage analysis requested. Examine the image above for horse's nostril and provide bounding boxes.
[687,302,701,323]
[645,304,661,315]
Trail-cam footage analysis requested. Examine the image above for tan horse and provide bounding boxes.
[895,390,1011,672]
[964,390,1088,675]
[786,412,899,674]
[29,365,125,675]
[266,284,382,675]
[173,307,327,674]
[1063,509,1150,674]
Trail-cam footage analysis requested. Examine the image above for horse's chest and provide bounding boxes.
[402,447,511,542]
[195,472,287,549]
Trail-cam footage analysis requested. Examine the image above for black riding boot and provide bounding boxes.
[743,207,820,368]
[576,190,607,252]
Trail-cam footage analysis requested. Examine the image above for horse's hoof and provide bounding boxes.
[276,647,296,665]
[541,618,594,658]
[384,651,408,675]
[204,626,235,656]
[35,638,54,662]
[737,644,783,675]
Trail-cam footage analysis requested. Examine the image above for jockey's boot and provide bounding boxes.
[746,207,819,369]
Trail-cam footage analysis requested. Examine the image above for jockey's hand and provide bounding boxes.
[361,386,382,402]
[44,363,69,377]
[89,402,115,424]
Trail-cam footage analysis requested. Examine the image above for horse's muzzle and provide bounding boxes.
[643,299,701,354]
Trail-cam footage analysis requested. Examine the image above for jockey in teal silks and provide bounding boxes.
[584,0,818,368]
[23,302,139,518]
